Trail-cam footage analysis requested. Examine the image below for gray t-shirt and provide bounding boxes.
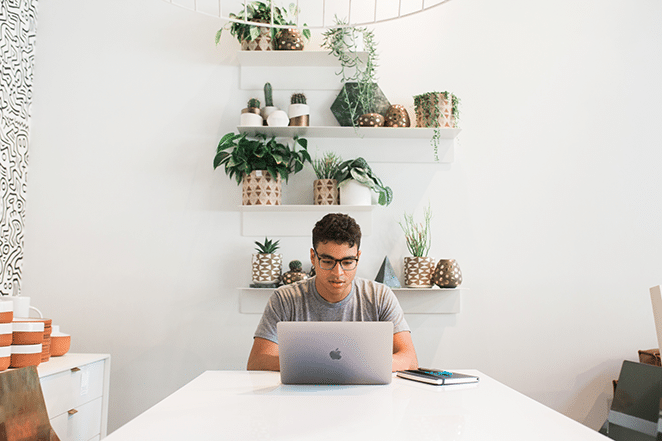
[254,276,410,344]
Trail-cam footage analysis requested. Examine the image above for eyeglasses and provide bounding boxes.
[314,250,358,271]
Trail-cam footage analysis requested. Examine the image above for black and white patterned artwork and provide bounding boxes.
[0,0,38,295]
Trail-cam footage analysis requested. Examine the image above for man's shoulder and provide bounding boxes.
[273,277,315,298]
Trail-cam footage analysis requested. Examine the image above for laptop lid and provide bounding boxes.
[277,321,393,385]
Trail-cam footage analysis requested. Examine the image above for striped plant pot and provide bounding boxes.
[251,253,282,284]
[313,179,339,205]
[403,256,436,288]
[242,170,281,206]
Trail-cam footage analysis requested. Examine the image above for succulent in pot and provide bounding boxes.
[213,132,311,205]
[312,151,343,205]
[288,92,309,127]
[399,205,435,287]
[333,157,392,206]
[281,260,309,284]
[251,237,282,286]
[241,98,263,126]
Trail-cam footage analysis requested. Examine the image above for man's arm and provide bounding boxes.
[247,337,280,371]
[392,330,418,372]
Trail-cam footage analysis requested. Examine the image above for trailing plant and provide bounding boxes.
[255,237,280,254]
[312,151,343,180]
[263,83,273,107]
[213,132,311,184]
[413,91,460,161]
[399,205,432,257]
[215,1,310,46]
[333,157,393,206]
[322,17,379,127]
[290,93,307,105]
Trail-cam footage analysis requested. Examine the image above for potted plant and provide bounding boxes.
[251,237,282,287]
[413,91,460,161]
[311,151,343,205]
[322,18,390,128]
[213,132,311,205]
[281,260,309,285]
[333,157,392,206]
[399,205,435,287]
[241,98,263,126]
[214,0,299,51]
[288,93,309,126]
[261,82,278,125]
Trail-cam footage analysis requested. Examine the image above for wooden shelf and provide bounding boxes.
[240,205,374,236]
[238,287,464,314]
[237,126,460,139]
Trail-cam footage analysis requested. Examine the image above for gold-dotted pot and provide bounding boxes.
[432,259,462,288]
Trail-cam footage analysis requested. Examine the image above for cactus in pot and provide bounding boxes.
[241,97,263,126]
[289,92,310,126]
[281,260,309,285]
[261,82,278,124]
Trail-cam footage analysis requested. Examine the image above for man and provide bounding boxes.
[247,213,418,372]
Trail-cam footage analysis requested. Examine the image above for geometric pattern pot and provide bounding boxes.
[240,27,273,51]
[242,170,281,205]
[415,93,455,128]
[251,253,282,284]
[403,256,435,288]
[313,179,339,205]
[432,259,462,288]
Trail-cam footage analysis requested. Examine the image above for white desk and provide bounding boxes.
[105,370,608,440]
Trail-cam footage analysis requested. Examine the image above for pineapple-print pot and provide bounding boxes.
[252,253,282,284]
[403,256,436,288]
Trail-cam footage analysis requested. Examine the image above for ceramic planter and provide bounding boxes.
[251,253,282,285]
[357,113,384,127]
[384,104,411,127]
[432,259,463,288]
[267,110,289,127]
[261,106,279,125]
[288,104,310,126]
[240,27,273,51]
[313,179,339,205]
[330,82,391,127]
[240,111,263,126]
[415,93,456,128]
[339,180,371,206]
[403,256,436,288]
[242,170,281,205]
[276,28,304,50]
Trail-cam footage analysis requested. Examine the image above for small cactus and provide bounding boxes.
[291,93,307,105]
[263,83,273,107]
[289,260,303,271]
[247,98,260,109]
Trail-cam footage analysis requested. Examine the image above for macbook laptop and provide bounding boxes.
[277,321,393,385]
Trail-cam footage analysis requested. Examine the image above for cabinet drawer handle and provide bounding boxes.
[71,367,81,373]
[68,409,78,416]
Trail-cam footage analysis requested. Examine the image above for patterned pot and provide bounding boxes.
[313,179,339,205]
[276,28,304,50]
[357,113,385,127]
[414,93,455,128]
[242,170,281,205]
[240,27,273,51]
[432,259,462,288]
[403,256,436,288]
[251,253,282,284]
[384,104,411,127]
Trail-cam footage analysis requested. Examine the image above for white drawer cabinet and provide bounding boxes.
[38,353,111,441]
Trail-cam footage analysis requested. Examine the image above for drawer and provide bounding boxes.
[50,396,102,441]
[41,359,105,419]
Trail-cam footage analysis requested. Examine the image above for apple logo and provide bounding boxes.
[329,348,342,360]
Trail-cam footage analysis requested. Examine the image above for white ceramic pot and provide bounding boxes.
[267,110,289,127]
[288,104,310,119]
[261,106,279,123]
[339,180,372,206]
[240,112,263,127]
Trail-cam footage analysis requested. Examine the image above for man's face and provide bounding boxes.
[310,241,361,303]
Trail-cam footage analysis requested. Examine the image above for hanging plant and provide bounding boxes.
[413,91,460,161]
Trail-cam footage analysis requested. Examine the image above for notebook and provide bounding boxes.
[277,321,393,385]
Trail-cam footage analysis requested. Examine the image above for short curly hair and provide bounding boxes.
[312,213,362,250]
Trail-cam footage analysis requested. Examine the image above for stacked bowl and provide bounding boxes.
[0,301,12,370]
[10,318,44,368]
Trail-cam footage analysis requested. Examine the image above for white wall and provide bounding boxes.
[23,0,662,433]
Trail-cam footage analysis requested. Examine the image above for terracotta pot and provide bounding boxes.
[0,346,10,371]
[242,171,281,205]
[403,256,436,288]
[251,253,282,285]
[432,259,463,288]
[10,344,42,368]
[11,321,44,345]
[240,27,273,51]
[51,334,71,357]
[313,179,339,205]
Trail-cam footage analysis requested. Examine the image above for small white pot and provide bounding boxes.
[339,180,372,206]
[267,110,290,127]
[240,112,263,127]
[261,106,279,122]
[288,104,310,119]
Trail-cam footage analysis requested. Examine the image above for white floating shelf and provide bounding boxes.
[238,287,464,314]
[237,51,367,90]
[240,205,374,237]
[237,126,460,163]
